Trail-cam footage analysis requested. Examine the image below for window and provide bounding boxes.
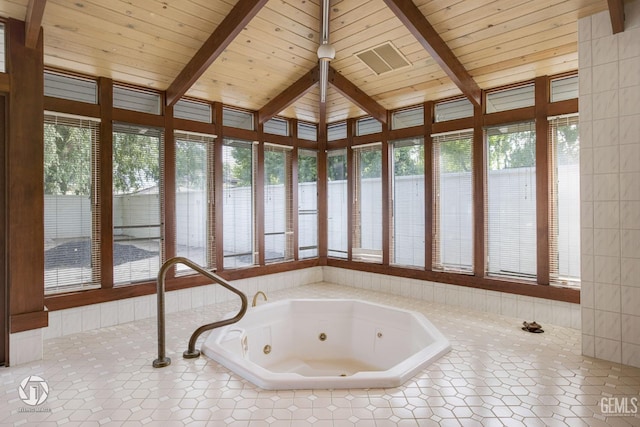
[391,137,425,267]
[352,144,382,263]
[434,98,473,122]
[112,124,163,284]
[356,117,382,136]
[433,130,473,273]
[264,144,293,263]
[298,122,317,141]
[44,114,100,293]
[223,107,254,130]
[298,149,318,258]
[44,71,98,104]
[0,23,5,72]
[486,122,537,279]
[392,106,424,129]
[550,75,579,102]
[264,118,289,136]
[549,115,580,286]
[486,84,535,113]
[174,99,212,123]
[113,85,162,115]
[175,131,215,271]
[223,139,256,268]
[327,149,348,258]
[328,122,347,141]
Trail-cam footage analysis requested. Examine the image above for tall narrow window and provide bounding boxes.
[223,139,256,268]
[549,115,580,286]
[486,122,537,279]
[112,123,163,285]
[327,149,348,258]
[298,149,318,258]
[433,131,474,272]
[352,144,382,263]
[175,131,215,271]
[391,137,425,267]
[44,114,100,293]
[264,143,294,263]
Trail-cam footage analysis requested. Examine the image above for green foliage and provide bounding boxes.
[438,138,472,173]
[327,152,347,181]
[488,130,535,170]
[357,149,382,179]
[176,140,207,189]
[112,131,160,194]
[298,153,317,183]
[44,123,92,195]
[394,144,424,176]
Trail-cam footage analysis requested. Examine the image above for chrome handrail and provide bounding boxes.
[152,256,248,368]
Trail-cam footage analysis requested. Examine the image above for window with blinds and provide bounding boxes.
[44,113,101,293]
[391,137,425,267]
[264,143,294,263]
[486,121,537,279]
[298,149,318,258]
[433,131,473,273]
[175,131,215,272]
[112,123,163,285]
[327,149,348,258]
[222,139,256,268]
[352,144,382,263]
[549,115,580,286]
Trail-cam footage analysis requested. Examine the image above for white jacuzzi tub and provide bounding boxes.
[202,299,451,389]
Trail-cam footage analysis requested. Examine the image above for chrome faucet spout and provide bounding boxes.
[252,291,268,307]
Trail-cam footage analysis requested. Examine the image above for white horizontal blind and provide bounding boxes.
[486,85,535,113]
[44,114,101,293]
[44,72,98,104]
[328,122,347,141]
[113,86,161,115]
[356,117,382,136]
[174,99,212,123]
[391,137,425,267]
[352,144,382,263]
[175,131,215,272]
[549,115,580,286]
[0,23,4,73]
[222,139,256,268]
[327,149,348,258]
[392,106,424,129]
[298,149,318,258]
[223,108,254,130]
[433,131,473,273]
[434,98,473,122]
[112,123,163,284]
[264,118,289,136]
[264,144,294,263]
[298,122,317,141]
[486,121,537,279]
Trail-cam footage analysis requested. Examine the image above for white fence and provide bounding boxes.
[45,166,580,278]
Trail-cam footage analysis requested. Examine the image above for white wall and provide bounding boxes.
[579,0,640,368]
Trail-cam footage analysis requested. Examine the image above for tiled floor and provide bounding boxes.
[2,282,640,426]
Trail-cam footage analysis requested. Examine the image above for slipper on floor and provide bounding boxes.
[522,321,544,333]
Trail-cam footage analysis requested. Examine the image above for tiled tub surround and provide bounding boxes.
[579,0,640,368]
[1,282,639,426]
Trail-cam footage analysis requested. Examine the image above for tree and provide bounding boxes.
[394,143,424,176]
[176,140,207,189]
[112,131,160,194]
[44,123,92,195]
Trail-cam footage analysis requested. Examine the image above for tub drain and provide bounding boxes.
[319,333,327,341]
[263,345,271,354]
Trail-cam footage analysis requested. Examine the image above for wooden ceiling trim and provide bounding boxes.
[258,65,320,124]
[165,0,269,107]
[327,67,387,124]
[607,0,625,33]
[25,0,46,49]
[383,0,482,107]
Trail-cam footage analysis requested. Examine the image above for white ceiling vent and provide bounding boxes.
[355,41,411,75]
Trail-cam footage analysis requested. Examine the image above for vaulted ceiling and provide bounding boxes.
[0,0,625,124]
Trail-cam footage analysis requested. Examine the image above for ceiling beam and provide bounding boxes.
[25,0,47,49]
[607,0,625,34]
[328,67,387,124]
[165,0,269,107]
[258,65,320,124]
[383,0,482,107]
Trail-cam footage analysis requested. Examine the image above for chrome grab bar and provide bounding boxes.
[152,256,248,368]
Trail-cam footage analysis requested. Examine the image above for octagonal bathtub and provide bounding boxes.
[202,299,451,389]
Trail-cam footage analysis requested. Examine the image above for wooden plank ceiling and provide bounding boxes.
[0,0,614,123]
